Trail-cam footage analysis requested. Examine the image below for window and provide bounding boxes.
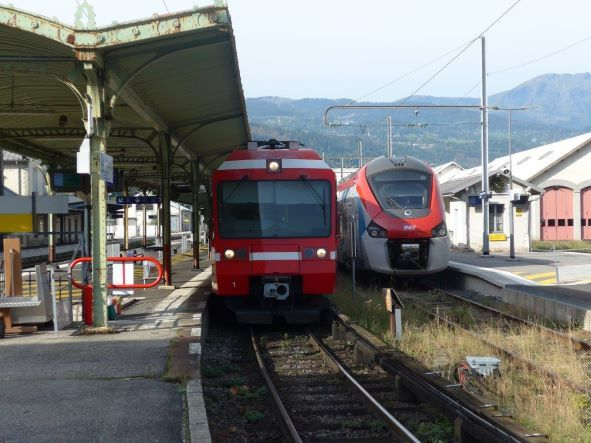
[489,204,504,233]
[218,179,331,239]
[368,169,432,210]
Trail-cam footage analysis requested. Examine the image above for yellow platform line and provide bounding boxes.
[525,271,557,280]
[537,278,557,285]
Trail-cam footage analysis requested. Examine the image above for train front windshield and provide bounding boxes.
[218,179,331,238]
[369,169,432,210]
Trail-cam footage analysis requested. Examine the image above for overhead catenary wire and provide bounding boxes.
[462,34,591,97]
[162,0,170,13]
[349,40,476,104]
[490,35,591,75]
[400,0,522,104]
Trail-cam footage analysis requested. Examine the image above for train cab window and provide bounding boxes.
[489,204,504,233]
[368,169,432,210]
[218,179,331,239]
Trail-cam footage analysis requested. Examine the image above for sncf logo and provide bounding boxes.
[403,225,416,231]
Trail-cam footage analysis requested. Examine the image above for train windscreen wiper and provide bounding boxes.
[385,196,405,210]
[220,175,248,207]
[299,175,327,225]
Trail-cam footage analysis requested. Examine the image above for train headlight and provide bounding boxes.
[316,248,327,258]
[267,160,281,173]
[431,222,448,238]
[367,221,388,238]
[224,249,236,259]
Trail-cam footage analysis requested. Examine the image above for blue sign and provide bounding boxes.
[116,196,161,205]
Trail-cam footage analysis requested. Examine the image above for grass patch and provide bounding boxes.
[244,409,265,423]
[331,273,591,442]
[231,385,268,400]
[202,363,241,378]
[532,240,591,252]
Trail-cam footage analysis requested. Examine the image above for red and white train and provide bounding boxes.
[211,140,337,323]
[337,155,450,276]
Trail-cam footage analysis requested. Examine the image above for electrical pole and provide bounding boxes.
[358,140,363,168]
[386,116,392,157]
[508,109,515,259]
[481,36,490,256]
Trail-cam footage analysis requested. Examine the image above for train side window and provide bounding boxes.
[541,219,546,227]
[548,219,556,227]
[588,218,591,225]
[558,219,565,227]
[582,219,587,227]
[567,219,573,227]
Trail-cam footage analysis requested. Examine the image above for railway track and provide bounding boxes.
[326,308,549,442]
[203,304,548,442]
[410,287,591,393]
[251,327,421,442]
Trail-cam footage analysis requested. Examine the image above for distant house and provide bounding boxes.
[436,132,591,251]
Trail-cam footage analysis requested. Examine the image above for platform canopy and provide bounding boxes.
[0,3,250,192]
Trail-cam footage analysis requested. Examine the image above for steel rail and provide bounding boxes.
[307,330,420,443]
[439,289,591,352]
[249,328,303,443]
[329,309,537,443]
[419,296,591,395]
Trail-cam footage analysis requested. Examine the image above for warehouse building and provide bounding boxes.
[436,132,591,251]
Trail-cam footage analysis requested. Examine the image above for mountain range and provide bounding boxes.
[246,73,591,169]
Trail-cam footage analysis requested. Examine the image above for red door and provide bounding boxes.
[541,187,574,240]
[582,187,591,240]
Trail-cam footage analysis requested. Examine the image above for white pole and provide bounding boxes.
[508,109,516,259]
[481,36,490,255]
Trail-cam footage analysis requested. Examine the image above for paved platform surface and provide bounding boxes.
[450,251,591,286]
[0,251,211,443]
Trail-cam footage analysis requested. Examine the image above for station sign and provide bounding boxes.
[489,233,507,241]
[116,196,161,205]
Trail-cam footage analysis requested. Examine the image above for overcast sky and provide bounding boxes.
[3,0,590,101]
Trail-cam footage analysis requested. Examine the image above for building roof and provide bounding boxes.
[0,4,250,193]
[437,132,591,187]
[440,169,542,196]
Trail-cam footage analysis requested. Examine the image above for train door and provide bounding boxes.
[582,187,591,240]
[541,186,574,240]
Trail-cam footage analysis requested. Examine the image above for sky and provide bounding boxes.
[2,0,590,101]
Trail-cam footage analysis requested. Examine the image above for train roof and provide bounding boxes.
[365,155,432,177]
[225,148,323,161]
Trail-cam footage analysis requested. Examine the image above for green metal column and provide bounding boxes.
[85,63,110,328]
[159,132,173,287]
[191,159,200,269]
[123,183,129,251]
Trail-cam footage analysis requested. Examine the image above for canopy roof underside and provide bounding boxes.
[0,4,250,192]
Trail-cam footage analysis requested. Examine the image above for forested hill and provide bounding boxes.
[246,73,591,168]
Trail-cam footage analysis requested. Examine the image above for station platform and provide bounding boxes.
[0,251,212,443]
[433,251,591,331]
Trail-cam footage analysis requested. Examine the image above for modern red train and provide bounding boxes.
[211,140,337,323]
[337,155,450,276]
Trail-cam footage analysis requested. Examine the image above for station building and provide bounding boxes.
[436,132,591,251]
